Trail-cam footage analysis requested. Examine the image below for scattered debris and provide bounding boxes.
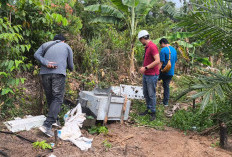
[4,115,46,132]
[165,103,181,117]
[58,104,93,151]
[112,84,144,100]
[48,154,56,157]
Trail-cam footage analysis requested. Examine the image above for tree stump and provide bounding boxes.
[219,121,228,149]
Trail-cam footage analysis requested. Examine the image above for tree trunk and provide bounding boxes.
[216,52,223,67]
[129,7,136,80]
[129,44,135,79]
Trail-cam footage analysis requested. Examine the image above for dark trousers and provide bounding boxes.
[41,74,66,128]
[160,74,173,105]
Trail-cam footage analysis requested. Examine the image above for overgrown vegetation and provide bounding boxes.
[0,0,231,142]
[169,105,214,132]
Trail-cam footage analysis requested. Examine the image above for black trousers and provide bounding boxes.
[159,73,173,105]
[41,74,66,128]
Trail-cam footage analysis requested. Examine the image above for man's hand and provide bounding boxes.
[139,67,146,74]
[47,62,57,69]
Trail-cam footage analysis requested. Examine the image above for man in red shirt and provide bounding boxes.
[138,30,160,121]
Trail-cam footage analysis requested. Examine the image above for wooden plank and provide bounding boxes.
[120,95,128,124]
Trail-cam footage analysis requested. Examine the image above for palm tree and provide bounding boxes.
[176,0,232,111]
[179,0,232,59]
[84,0,157,79]
[177,70,232,111]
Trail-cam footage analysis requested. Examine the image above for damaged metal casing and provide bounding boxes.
[112,84,144,99]
[79,91,131,121]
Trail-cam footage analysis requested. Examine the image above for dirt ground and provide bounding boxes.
[0,122,232,157]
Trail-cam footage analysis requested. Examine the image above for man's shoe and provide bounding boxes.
[150,112,156,121]
[45,128,54,137]
[39,125,47,133]
[139,110,149,116]
[39,125,54,137]
[52,120,61,127]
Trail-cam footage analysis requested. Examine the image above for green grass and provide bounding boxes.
[130,100,168,130]
[168,104,215,132]
[102,139,112,151]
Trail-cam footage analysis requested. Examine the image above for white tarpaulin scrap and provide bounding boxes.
[4,115,46,132]
[58,103,93,151]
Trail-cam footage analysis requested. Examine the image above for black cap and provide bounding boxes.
[53,34,66,41]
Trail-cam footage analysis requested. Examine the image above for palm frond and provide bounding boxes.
[176,69,232,112]
[178,0,232,58]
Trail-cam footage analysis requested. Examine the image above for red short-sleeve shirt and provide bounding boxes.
[143,41,159,75]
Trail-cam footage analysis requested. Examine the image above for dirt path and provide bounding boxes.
[0,123,231,157]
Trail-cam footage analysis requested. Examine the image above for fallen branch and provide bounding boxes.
[116,135,134,144]
[198,125,219,135]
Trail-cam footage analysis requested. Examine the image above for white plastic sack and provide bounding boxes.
[69,137,93,151]
[58,103,93,151]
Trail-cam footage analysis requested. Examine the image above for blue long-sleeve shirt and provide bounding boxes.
[160,46,177,76]
[34,40,74,76]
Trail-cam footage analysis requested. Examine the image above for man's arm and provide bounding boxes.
[146,45,160,69]
[146,54,160,69]
[139,46,160,74]
[34,45,49,66]
[67,46,74,71]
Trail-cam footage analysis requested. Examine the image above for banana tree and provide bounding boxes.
[84,0,157,79]
[153,32,211,70]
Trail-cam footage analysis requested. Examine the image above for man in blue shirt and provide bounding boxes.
[159,38,177,106]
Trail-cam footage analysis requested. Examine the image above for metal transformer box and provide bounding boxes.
[79,91,131,121]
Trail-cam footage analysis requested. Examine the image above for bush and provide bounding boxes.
[169,105,215,132]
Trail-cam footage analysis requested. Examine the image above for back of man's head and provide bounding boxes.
[53,34,66,41]
[159,38,169,44]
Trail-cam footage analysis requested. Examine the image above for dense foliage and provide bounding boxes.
[0,0,231,135]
